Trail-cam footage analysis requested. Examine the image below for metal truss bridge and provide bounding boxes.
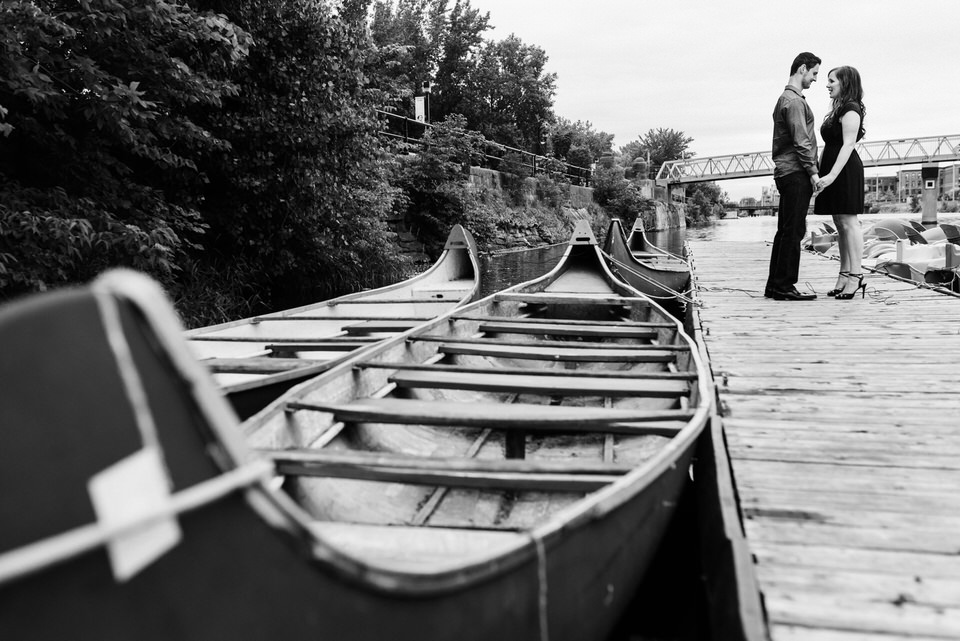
[656,134,960,185]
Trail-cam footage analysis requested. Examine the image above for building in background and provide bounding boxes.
[865,175,898,202]
[761,184,779,207]
[897,169,923,202]
[941,164,959,200]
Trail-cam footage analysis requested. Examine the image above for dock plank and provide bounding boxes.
[691,239,960,640]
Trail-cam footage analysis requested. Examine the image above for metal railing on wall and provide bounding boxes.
[376,110,593,187]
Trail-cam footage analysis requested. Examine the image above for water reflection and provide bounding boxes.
[479,245,567,297]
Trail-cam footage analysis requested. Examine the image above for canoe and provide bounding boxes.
[0,270,349,637]
[185,224,480,418]
[603,218,691,317]
[239,219,713,640]
[625,215,683,261]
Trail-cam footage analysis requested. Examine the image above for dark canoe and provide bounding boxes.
[185,224,480,419]
[603,218,691,315]
[625,215,682,260]
[239,220,713,640]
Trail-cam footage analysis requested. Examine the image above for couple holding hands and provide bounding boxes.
[766,52,866,301]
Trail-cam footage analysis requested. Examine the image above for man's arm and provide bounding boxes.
[785,100,819,186]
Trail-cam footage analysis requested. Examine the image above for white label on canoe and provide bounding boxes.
[88,448,182,582]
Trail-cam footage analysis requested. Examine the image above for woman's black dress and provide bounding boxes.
[814,101,864,215]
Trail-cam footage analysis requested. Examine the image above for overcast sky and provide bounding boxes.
[469,0,960,200]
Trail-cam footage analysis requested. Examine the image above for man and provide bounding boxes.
[765,52,821,301]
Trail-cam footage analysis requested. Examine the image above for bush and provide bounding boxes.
[591,166,648,226]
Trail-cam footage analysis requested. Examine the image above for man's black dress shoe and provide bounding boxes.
[766,287,816,301]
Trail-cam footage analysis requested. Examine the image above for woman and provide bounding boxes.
[814,66,866,299]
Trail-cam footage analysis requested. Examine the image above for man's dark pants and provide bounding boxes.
[766,171,812,292]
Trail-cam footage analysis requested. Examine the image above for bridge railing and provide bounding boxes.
[656,134,960,185]
[377,110,593,186]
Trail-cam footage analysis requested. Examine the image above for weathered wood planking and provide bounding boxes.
[690,239,960,640]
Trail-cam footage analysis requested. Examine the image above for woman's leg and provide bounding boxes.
[836,214,863,295]
[832,213,850,291]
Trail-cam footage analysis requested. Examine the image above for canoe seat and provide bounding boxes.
[356,362,698,381]
[495,292,650,306]
[204,357,310,374]
[264,448,628,491]
[286,398,690,435]
[390,370,688,397]
[308,522,525,574]
[343,320,424,335]
[451,314,676,329]
[438,342,677,363]
[478,320,658,339]
[264,339,377,352]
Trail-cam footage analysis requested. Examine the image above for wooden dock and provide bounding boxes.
[689,240,960,640]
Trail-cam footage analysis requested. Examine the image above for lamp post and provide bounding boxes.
[414,81,433,125]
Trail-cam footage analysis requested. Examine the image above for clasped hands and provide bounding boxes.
[813,174,833,195]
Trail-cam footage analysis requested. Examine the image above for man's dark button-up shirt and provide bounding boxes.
[772,85,818,179]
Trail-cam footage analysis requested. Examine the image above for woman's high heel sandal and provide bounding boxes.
[827,271,849,297]
[835,273,866,300]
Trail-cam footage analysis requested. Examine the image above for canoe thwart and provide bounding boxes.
[449,314,677,329]
[343,320,424,335]
[355,361,699,380]
[203,357,313,374]
[266,450,620,491]
[262,448,634,475]
[437,342,678,363]
[389,370,689,398]
[477,321,658,339]
[495,292,651,306]
[285,398,690,434]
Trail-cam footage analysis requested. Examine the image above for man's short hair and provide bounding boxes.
[790,52,821,75]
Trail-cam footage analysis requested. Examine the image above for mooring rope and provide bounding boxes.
[598,249,697,306]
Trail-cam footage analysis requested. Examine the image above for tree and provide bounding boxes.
[686,182,725,224]
[459,34,556,150]
[370,1,557,153]
[431,0,490,124]
[190,0,407,318]
[621,128,694,175]
[368,0,449,112]
[548,118,613,165]
[0,1,250,299]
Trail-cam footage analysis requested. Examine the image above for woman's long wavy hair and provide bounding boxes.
[827,66,866,136]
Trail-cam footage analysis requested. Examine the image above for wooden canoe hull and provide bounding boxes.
[185,224,481,419]
[604,219,691,314]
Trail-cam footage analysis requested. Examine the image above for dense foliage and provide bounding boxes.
[685,181,726,225]
[0,0,408,326]
[188,0,408,319]
[0,0,249,300]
